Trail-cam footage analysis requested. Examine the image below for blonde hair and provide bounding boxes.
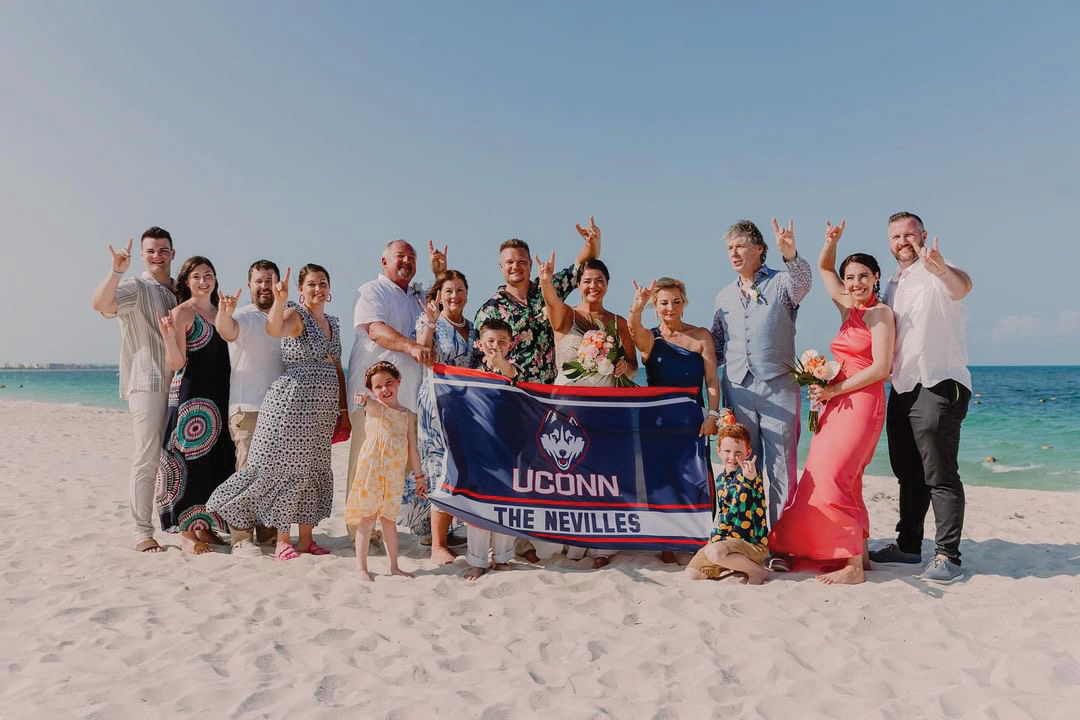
[651,277,687,304]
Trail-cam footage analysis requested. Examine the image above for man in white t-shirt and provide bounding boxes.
[345,240,431,541]
[216,259,286,556]
[871,212,974,584]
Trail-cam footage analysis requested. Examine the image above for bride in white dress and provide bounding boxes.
[533,253,637,567]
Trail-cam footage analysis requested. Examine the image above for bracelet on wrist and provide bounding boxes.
[112,269,124,275]
[707,409,721,419]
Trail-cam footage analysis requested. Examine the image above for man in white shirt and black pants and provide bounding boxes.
[216,259,286,556]
[871,212,973,584]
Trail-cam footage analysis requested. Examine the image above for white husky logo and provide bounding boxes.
[538,410,588,471]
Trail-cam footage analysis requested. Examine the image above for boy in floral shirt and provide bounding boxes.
[685,423,769,584]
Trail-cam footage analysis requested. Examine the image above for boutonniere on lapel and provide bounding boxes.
[744,283,768,305]
[410,282,424,297]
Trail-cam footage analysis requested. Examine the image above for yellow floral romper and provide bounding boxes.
[344,405,410,523]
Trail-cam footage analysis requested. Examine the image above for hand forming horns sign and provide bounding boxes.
[428,240,448,275]
[772,218,796,260]
[576,216,601,247]
[825,219,846,244]
[535,251,556,285]
[630,279,656,313]
[274,267,292,304]
[109,237,134,274]
[217,288,243,315]
[917,236,948,276]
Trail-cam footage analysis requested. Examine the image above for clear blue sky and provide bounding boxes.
[2,2,1078,365]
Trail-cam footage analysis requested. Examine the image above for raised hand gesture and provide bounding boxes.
[575,215,601,250]
[109,237,134,274]
[273,267,292,305]
[740,453,758,480]
[824,219,846,245]
[630,279,656,314]
[218,288,242,317]
[428,240,448,275]
[920,236,947,276]
[424,298,441,321]
[772,218,796,261]
[535,251,556,286]
[157,312,176,338]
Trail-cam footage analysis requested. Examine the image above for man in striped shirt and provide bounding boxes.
[91,226,177,553]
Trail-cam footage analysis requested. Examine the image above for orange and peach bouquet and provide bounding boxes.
[789,349,842,432]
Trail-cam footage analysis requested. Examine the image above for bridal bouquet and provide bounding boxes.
[562,320,637,387]
[789,349,842,432]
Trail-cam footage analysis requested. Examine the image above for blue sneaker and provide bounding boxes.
[920,555,964,584]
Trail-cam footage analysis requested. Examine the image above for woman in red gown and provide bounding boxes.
[769,220,895,585]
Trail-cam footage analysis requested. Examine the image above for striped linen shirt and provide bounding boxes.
[110,271,177,398]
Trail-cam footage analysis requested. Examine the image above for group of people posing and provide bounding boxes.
[91,210,973,586]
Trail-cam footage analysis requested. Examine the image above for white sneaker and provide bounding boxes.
[232,539,263,557]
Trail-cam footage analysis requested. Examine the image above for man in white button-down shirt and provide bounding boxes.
[345,240,431,541]
[872,212,973,584]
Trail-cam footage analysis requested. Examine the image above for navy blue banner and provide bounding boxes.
[427,364,713,552]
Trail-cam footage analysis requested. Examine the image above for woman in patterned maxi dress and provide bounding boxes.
[207,264,349,560]
[156,256,235,555]
[409,270,479,563]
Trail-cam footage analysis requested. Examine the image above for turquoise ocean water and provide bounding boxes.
[2,366,1077,492]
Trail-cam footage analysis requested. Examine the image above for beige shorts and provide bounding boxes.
[687,538,768,579]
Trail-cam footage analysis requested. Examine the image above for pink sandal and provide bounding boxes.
[300,541,330,556]
[275,543,300,561]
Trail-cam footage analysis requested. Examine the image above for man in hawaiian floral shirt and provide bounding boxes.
[440,217,602,384]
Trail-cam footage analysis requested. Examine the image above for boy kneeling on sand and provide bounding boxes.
[685,423,770,585]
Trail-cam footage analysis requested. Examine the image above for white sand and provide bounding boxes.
[1,399,1078,719]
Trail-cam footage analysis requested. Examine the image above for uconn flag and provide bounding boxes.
[427,365,713,552]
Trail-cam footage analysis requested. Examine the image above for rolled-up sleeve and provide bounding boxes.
[353,283,388,330]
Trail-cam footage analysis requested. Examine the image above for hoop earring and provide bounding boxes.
[328,293,332,302]
[299,294,305,305]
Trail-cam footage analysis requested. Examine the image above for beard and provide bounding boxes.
[254,292,274,311]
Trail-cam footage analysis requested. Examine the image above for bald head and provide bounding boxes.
[382,239,417,288]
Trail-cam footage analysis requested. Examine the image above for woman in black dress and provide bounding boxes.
[156,256,236,555]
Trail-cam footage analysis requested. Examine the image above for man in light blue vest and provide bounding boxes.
[711,219,812,569]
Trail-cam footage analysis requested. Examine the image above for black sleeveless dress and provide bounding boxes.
[155,313,235,533]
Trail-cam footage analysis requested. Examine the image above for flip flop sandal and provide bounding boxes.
[275,544,300,561]
[301,541,330,556]
[135,538,163,553]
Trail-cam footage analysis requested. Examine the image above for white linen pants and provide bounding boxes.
[467,527,515,568]
[128,389,169,542]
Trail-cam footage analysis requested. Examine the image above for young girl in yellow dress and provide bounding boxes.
[345,361,424,581]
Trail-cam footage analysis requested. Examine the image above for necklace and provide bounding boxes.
[444,314,466,328]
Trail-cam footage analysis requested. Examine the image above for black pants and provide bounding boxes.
[886,380,970,565]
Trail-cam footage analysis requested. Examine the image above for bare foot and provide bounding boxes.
[430,546,458,565]
[464,566,487,581]
[390,567,414,578]
[492,562,513,571]
[521,550,540,563]
[660,550,677,564]
[357,568,374,582]
[194,528,226,545]
[592,556,611,569]
[134,538,164,553]
[817,565,864,585]
[745,566,769,585]
[181,535,212,555]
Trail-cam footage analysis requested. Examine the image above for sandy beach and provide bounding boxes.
[1,399,1077,719]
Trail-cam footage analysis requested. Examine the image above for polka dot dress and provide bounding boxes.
[207,302,340,530]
